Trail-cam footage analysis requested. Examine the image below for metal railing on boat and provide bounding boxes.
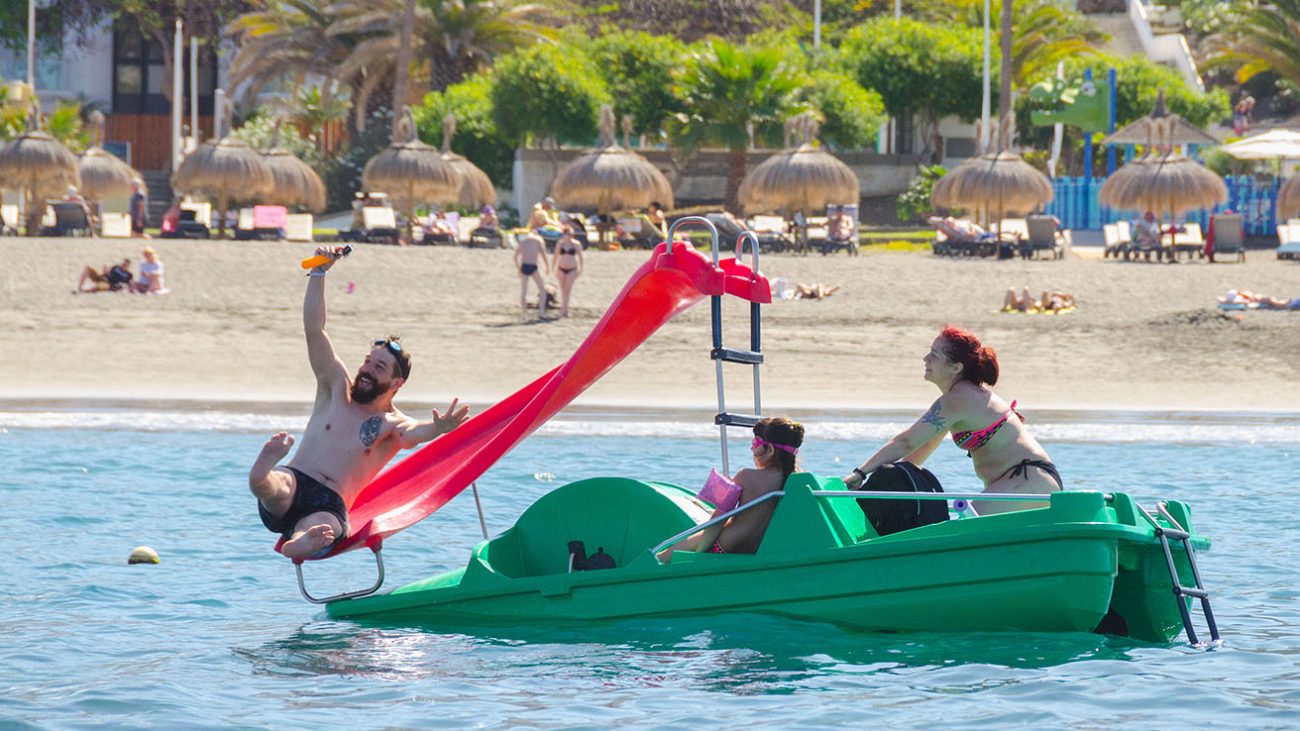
[667,217,764,475]
[1136,501,1221,647]
[650,490,1059,557]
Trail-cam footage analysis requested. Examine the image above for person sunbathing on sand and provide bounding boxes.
[248,246,471,559]
[1218,290,1295,309]
[795,283,840,300]
[1039,290,1075,313]
[1002,287,1037,312]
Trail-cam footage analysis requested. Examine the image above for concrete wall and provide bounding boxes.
[512,147,925,215]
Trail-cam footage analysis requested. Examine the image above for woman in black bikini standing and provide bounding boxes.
[842,325,1062,514]
[552,230,584,318]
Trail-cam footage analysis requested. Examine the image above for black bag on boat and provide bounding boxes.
[854,462,949,536]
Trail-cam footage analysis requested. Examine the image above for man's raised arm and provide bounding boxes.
[304,247,349,388]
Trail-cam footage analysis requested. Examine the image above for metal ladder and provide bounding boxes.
[666,217,764,474]
[1145,501,1221,646]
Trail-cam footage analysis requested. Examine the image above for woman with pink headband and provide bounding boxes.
[660,417,805,559]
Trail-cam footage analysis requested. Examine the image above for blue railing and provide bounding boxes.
[1046,175,1281,235]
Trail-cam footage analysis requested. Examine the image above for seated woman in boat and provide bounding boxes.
[842,325,1061,514]
[658,417,804,560]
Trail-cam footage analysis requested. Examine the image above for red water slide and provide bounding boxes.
[286,242,770,560]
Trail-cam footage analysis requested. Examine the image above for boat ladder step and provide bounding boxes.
[1148,502,1221,646]
[712,347,763,365]
[715,413,760,428]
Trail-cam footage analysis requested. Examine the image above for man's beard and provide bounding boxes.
[350,372,386,404]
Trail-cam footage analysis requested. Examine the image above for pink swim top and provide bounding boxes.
[951,400,1023,451]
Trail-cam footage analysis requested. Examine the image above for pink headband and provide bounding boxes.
[752,437,798,455]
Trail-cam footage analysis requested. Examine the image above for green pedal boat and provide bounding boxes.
[325,474,1216,644]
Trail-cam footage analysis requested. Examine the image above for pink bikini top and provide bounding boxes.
[951,400,1023,451]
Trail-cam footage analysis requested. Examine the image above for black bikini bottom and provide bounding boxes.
[999,459,1064,490]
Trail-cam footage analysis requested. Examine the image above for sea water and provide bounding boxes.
[1,406,1298,729]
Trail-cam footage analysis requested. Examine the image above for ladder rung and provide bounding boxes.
[715,413,760,428]
[1175,586,1209,599]
[1158,527,1191,540]
[712,348,763,365]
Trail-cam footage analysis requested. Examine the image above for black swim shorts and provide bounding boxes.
[259,468,349,540]
[520,263,538,275]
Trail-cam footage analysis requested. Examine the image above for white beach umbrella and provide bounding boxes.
[1220,129,1300,160]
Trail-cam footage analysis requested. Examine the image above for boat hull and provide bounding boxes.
[326,476,1208,643]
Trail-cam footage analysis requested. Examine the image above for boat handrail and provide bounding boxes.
[650,490,786,557]
[666,215,721,263]
[809,490,1059,502]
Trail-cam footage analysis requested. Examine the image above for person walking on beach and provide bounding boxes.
[515,229,550,320]
[842,325,1061,515]
[248,246,471,559]
[128,178,150,238]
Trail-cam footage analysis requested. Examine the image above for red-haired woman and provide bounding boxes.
[843,325,1061,514]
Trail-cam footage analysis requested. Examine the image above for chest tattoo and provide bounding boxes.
[359,416,383,447]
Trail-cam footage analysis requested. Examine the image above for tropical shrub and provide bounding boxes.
[896,164,948,222]
[579,29,686,140]
[798,69,884,150]
[414,71,514,187]
[842,17,987,161]
[490,43,610,146]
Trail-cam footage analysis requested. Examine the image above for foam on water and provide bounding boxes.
[2,406,1298,446]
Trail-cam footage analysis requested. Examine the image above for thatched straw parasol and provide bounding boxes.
[1277,175,1299,218]
[551,105,674,214]
[1099,116,1226,249]
[931,151,1053,232]
[259,123,326,213]
[78,110,141,203]
[738,113,860,216]
[1104,89,1219,147]
[0,108,80,235]
[172,94,274,238]
[362,106,462,243]
[438,114,495,209]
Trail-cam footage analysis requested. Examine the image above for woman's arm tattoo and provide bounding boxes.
[921,400,946,429]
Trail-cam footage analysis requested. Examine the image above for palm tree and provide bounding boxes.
[228,0,360,126]
[670,40,805,213]
[1211,0,1300,92]
[328,0,561,99]
[1010,0,1106,88]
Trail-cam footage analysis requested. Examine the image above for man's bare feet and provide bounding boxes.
[281,523,336,558]
[249,431,294,497]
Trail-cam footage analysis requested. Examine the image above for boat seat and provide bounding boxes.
[481,477,709,579]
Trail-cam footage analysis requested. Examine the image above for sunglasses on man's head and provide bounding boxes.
[373,338,403,356]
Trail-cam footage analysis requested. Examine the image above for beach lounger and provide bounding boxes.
[1,203,19,235]
[1103,221,1134,258]
[235,205,288,241]
[820,204,859,256]
[44,202,92,237]
[1172,222,1205,261]
[1026,215,1068,260]
[749,215,793,253]
[1208,214,1244,263]
[100,211,131,238]
[285,214,313,242]
[1277,225,1300,261]
[931,217,1000,257]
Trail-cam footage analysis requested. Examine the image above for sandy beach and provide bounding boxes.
[3,235,1299,414]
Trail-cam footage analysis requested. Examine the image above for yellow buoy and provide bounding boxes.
[128,546,160,565]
